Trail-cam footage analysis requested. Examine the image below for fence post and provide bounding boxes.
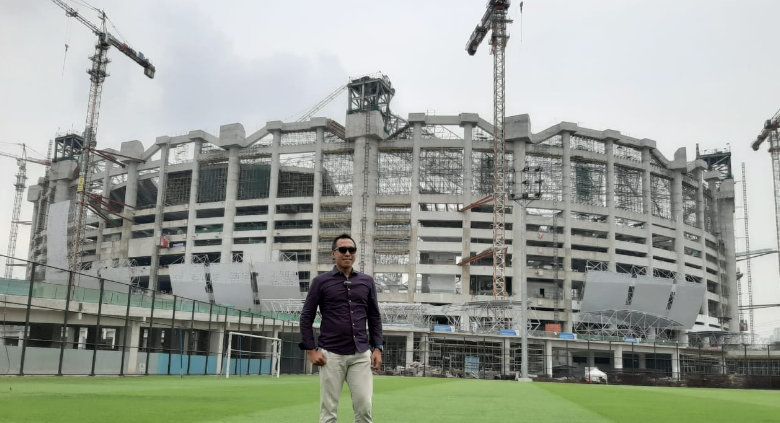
[57,270,75,376]
[247,313,255,376]
[187,300,196,376]
[90,277,105,376]
[204,302,213,375]
[144,289,157,376]
[119,283,133,376]
[235,310,242,376]
[258,316,265,375]
[18,262,37,376]
[167,295,177,375]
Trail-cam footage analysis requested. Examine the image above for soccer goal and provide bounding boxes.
[225,332,281,378]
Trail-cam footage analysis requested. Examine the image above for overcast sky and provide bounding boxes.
[1,0,779,340]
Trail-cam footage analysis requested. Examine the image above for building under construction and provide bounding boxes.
[25,76,738,341]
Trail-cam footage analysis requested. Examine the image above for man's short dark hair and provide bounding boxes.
[331,233,356,251]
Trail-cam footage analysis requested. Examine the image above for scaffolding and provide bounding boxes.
[321,153,354,196]
[197,160,227,203]
[525,155,563,201]
[278,152,315,198]
[650,174,672,220]
[570,135,605,154]
[280,130,316,146]
[472,150,513,196]
[419,148,463,195]
[613,165,643,213]
[377,150,413,195]
[136,177,159,210]
[164,171,191,206]
[168,143,195,165]
[571,160,607,207]
[682,183,700,228]
[614,143,642,162]
[238,156,271,200]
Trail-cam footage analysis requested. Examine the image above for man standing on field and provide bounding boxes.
[299,233,384,423]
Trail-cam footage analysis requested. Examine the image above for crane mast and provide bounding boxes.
[1,146,50,278]
[752,109,780,292]
[467,0,512,299]
[50,0,155,272]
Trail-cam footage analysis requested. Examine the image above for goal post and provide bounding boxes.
[225,332,281,379]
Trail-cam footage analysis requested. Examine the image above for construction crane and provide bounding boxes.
[296,84,347,122]
[50,0,155,272]
[466,0,512,299]
[751,109,780,289]
[0,145,51,278]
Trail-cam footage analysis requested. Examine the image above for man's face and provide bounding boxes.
[332,238,357,270]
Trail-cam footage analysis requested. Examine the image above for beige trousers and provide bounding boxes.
[318,349,373,423]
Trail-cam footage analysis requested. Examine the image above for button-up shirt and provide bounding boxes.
[299,267,383,355]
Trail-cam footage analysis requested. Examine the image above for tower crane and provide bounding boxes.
[0,146,51,278]
[50,0,155,272]
[466,0,532,383]
[466,0,512,299]
[751,109,780,285]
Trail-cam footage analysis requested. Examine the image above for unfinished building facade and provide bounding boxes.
[26,81,738,343]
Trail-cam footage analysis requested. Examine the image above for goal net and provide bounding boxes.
[224,332,281,378]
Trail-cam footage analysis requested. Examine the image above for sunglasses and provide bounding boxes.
[334,246,357,254]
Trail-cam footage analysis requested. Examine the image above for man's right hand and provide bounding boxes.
[307,349,327,366]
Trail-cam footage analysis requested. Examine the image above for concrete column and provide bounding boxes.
[184,141,202,264]
[95,162,113,261]
[119,161,140,258]
[126,321,142,374]
[461,123,473,299]
[672,171,686,281]
[502,338,512,375]
[696,169,709,283]
[405,332,415,367]
[311,127,324,275]
[419,332,429,367]
[150,144,169,290]
[350,136,374,275]
[545,340,553,377]
[407,118,424,300]
[210,329,225,375]
[511,136,527,302]
[638,353,647,369]
[587,350,595,367]
[613,345,623,370]
[78,327,88,350]
[672,350,680,380]
[561,132,574,331]
[716,181,739,327]
[266,128,282,261]
[54,179,70,202]
[641,149,654,275]
[605,138,617,272]
[220,146,240,262]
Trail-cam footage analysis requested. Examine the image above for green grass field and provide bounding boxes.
[0,375,778,422]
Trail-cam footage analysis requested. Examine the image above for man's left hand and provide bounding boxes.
[371,349,383,372]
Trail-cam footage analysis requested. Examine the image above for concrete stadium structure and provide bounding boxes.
[27,77,738,336]
[14,76,746,377]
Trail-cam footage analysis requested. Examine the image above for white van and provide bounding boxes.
[583,367,608,384]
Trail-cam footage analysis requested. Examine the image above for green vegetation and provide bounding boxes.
[0,376,777,422]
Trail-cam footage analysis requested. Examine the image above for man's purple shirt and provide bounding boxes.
[299,267,383,355]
